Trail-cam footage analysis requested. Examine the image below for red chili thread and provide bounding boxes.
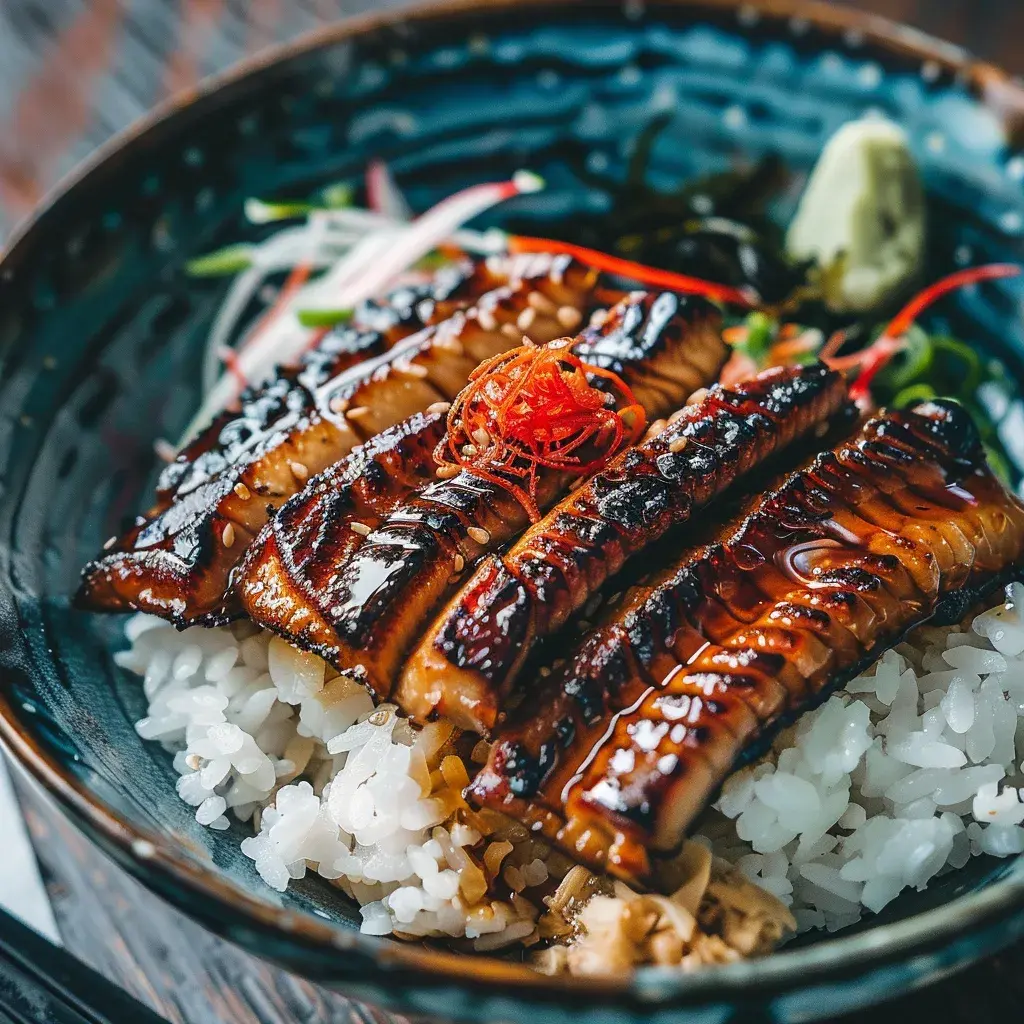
[436,339,646,521]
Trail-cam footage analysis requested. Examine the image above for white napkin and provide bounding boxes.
[0,750,61,944]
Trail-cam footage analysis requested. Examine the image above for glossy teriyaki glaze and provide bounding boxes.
[239,288,726,698]
[400,362,851,733]
[470,400,1024,885]
[76,253,592,626]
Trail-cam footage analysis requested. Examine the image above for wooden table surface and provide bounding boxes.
[6,1,1024,1022]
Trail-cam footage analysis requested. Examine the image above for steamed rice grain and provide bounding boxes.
[117,581,1024,954]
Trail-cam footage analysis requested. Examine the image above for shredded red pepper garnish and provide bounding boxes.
[436,339,646,521]
[507,234,758,308]
[824,264,1021,402]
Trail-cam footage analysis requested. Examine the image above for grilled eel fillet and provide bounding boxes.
[236,409,450,646]
[399,363,850,733]
[77,253,600,625]
[238,290,727,699]
[468,400,1024,886]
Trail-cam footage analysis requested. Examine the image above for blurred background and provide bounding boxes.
[0,0,1023,239]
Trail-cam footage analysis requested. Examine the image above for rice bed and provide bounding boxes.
[117,582,1024,956]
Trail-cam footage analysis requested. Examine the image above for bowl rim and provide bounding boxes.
[2,0,1024,1009]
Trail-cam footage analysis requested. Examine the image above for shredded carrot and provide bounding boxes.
[218,346,249,392]
[436,339,646,521]
[819,326,851,362]
[823,264,1022,401]
[507,234,757,307]
[244,261,313,350]
[722,325,750,346]
[768,330,822,362]
[213,259,317,397]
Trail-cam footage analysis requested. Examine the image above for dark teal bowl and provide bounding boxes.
[3,1,1024,1020]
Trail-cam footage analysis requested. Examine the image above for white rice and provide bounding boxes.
[117,616,538,947]
[117,581,1024,948]
[697,580,1024,933]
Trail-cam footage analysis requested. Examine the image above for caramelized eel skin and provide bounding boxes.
[468,401,1024,886]
[399,363,850,733]
[239,290,726,700]
[236,410,449,651]
[77,254,598,625]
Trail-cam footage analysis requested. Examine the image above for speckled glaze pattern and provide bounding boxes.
[3,2,1024,1021]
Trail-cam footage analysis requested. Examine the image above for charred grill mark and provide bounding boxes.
[401,364,849,734]
[77,254,600,625]
[235,410,449,651]
[271,290,727,702]
[468,400,1024,886]
[577,291,725,414]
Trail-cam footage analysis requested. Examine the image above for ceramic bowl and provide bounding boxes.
[3,2,1024,1020]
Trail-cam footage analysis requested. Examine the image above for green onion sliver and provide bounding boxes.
[877,325,933,391]
[185,244,254,277]
[892,382,938,407]
[296,308,354,328]
[932,335,983,394]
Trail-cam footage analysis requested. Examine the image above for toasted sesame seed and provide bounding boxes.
[397,361,428,379]
[517,306,536,332]
[643,419,667,441]
[453,554,465,573]
[185,753,203,770]
[476,308,498,332]
[346,405,372,421]
[468,526,490,545]
[427,401,451,415]
[501,322,522,340]
[154,438,177,463]
[471,427,491,447]
[557,305,582,330]
[233,482,252,500]
[528,291,558,315]
[288,460,309,482]
[222,523,236,548]
[350,522,371,536]
[667,408,687,425]
[461,443,478,458]
[669,435,688,454]
[329,395,349,414]
[539,666,551,677]
[436,464,461,479]
[588,308,610,329]
[686,387,709,407]
[103,535,117,550]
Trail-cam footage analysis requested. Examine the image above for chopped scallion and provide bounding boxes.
[185,244,254,277]
[296,308,354,328]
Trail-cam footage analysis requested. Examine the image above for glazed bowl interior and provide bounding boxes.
[3,1,1024,1020]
